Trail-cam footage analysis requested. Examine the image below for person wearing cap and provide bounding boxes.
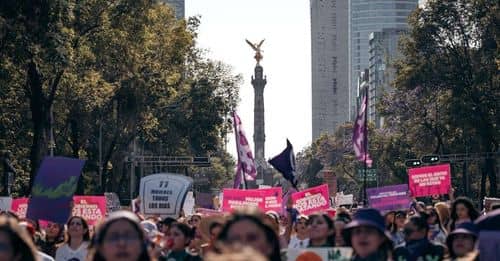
[88,210,152,261]
[446,222,478,260]
[288,214,310,248]
[342,208,393,260]
[393,214,445,261]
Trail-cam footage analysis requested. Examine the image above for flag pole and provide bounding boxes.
[363,87,369,207]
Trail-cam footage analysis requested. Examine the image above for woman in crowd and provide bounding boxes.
[160,222,201,261]
[38,222,64,258]
[217,211,281,261]
[307,213,335,247]
[390,210,406,246]
[446,222,478,260]
[342,208,393,261]
[334,214,350,247]
[0,216,38,261]
[383,211,395,230]
[88,210,151,261]
[287,214,309,248]
[449,197,480,231]
[426,207,447,244]
[434,202,451,231]
[55,216,90,261]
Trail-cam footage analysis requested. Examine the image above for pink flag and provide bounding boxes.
[233,112,257,188]
[352,94,372,167]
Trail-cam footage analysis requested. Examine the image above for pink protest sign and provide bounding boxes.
[408,164,451,197]
[11,197,29,219]
[72,196,107,225]
[291,184,330,215]
[222,187,282,213]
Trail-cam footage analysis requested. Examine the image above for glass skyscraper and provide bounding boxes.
[349,0,417,120]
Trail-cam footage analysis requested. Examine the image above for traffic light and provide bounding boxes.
[405,159,422,167]
[421,155,440,164]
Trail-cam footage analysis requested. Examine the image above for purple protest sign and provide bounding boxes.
[27,157,85,223]
[366,184,410,212]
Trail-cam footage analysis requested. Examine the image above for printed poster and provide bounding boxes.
[367,184,410,211]
[286,247,352,261]
[72,196,107,225]
[408,164,451,197]
[222,187,282,213]
[291,184,330,215]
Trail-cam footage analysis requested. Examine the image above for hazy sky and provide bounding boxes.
[186,0,312,159]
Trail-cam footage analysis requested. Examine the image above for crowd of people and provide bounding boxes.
[0,195,498,261]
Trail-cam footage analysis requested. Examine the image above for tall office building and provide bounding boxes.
[368,28,407,127]
[158,0,185,19]
[349,0,417,120]
[311,0,349,140]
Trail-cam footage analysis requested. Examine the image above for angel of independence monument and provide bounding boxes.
[246,39,273,186]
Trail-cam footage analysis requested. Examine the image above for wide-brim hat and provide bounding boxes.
[342,208,392,246]
[199,214,226,242]
[446,222,478,246]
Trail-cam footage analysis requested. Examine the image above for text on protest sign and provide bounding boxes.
[222,187,282,213]
[408,164,451,197]
[72,196,107,225]
[291,184,329,215]
[366,184,410,211]
[139,173,192,217]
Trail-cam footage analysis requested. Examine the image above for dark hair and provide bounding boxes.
[217,213,281,261]
[426,207,447,235]
[450,197,479,230]
[161,217,177,227]
[88,217,150,261]
[65,216,90,244]
[170,222,195,246]
[209,222,223,235]
[408,214,429,233]
[308,213,335,247]
[390,211,408,234]
[0,216,38,261]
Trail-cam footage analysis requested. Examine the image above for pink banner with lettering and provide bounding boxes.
[72,196,107,225]
[222,187,282,213]
[11,197,29,219]
[408,164,451,197]
[292,184,330,215]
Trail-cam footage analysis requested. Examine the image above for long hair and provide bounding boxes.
[88,217,151,261]
[217,212,281,261]
[0,216,38,261]
[65,216,91,245]
[427,207,447,235]
[308,213,335,247]
[170,222,195,246]
[434,202,450,229]
[450,197,479,230]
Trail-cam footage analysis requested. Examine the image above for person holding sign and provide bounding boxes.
[55,216,90,261]
[342,208,394,260]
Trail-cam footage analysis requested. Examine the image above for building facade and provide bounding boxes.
[368,28,407,127]
[311,0,349,140]
[158,0,185,19]
[349,0,417,120]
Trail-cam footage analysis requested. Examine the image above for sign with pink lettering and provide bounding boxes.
[11,197,29,218]
[222,187,282,213]
[72,196,107,225]
[291,184,330,215]
[408,164,451,197]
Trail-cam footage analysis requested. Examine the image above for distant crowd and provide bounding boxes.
[0,195,499,261]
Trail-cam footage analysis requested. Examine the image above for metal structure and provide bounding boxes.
[124,155,211,200]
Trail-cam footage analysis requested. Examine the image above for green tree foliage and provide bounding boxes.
[0,1,239,195]
[380,0,499,197]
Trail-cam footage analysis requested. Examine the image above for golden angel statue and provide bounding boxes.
[245,39,265,64]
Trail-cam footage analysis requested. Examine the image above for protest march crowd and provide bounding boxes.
[0,189,499,261]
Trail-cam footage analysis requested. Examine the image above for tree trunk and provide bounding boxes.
[480,165,487,206]
[27,62,49,195]
[486,158,497,197]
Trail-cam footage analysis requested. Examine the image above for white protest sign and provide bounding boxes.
[183,191,195,216]
[336,194,354,206]
[0,197,12,212]
[139,173,192,217]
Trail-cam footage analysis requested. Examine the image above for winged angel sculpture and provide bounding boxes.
[245,39,265,64]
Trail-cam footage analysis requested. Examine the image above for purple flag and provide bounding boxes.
[26,157,85,223]
[352,94,372,167]
[232,112,257,188]
[268,139,298,189]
